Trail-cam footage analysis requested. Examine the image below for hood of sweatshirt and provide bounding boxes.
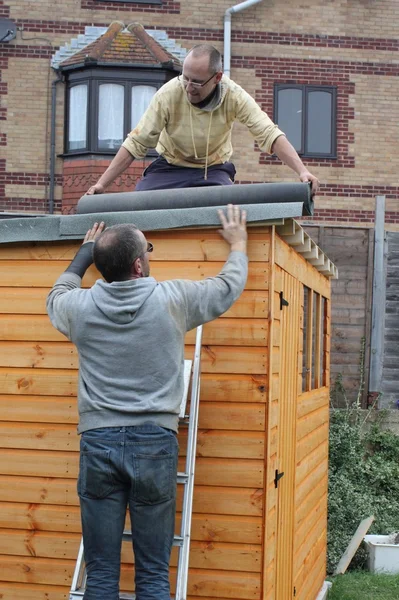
[90,277,157,324]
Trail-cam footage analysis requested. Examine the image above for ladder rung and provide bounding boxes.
[177,471,188,484]
[122,530,184,547]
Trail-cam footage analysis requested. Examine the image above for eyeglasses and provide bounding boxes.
[178,72,217,89]
[146,242,153,253]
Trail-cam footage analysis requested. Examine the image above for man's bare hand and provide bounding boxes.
[86,183,105,196]
[299,170,320,196]
[218,204,247,253]
[83,222,105,244]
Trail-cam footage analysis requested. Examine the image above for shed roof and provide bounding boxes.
[0,206,338,279]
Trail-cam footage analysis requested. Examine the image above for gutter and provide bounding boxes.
[223,0,264,77]
[49,70,63,214]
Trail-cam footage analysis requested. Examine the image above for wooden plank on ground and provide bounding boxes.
[333,515,374,575]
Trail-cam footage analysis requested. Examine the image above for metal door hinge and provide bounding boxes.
[274,469,285,488]
[280,291,289,310]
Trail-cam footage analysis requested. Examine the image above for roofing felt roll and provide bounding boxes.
[77,182,313,216]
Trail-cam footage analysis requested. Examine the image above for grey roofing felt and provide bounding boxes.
[0,203,305,245]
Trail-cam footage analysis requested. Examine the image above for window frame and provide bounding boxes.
[63,66,176,157]
[274,84,337,159]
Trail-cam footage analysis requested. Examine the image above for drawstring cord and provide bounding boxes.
[189,104,213,181]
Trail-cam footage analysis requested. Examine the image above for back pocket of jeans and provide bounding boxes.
[134,449,175,505]
[78,450,115,499]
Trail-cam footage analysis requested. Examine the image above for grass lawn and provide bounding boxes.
[328,572,399,599]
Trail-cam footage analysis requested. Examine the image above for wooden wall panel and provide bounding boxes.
[0,228,270,600]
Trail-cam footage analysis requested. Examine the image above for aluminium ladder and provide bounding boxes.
[69,325,203,600]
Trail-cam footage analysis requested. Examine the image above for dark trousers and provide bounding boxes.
[78,424,179,600]
[135,156,236,191]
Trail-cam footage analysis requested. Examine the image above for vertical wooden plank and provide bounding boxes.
[369,195,386,397]
[262,226,278,600]
[275,270,301,600]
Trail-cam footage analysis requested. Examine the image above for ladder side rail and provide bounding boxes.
[69,538,86,597]
[175,325,203,600]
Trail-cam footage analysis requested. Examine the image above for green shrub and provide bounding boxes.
[328,409,399,574]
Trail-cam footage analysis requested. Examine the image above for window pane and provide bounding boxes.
[69,85,87,150]
[131,85,156,127]
[307,91,332,154]
[277,88,302,152]
[98,84,124,150]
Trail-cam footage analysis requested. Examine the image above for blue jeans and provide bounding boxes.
[77,424,179,600]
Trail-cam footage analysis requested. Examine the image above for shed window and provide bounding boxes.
[274,85,336,158]
[302,287,328,392]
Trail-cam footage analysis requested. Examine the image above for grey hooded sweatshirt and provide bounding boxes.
[47,250,248,433]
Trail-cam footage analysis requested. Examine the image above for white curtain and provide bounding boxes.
[131,85,156,128]
[68,84,88,150]
[98,84,124,150]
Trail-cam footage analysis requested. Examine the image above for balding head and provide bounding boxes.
[93,224,148,282]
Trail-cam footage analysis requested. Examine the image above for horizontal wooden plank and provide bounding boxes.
[0,315,268,347]
[274,236,331,297]
[0,345,267,374]
[187,429,265,459]
[0,554,261,599]
[0,503,261,544]
[296,422,329,464]
[0,477,263,516]
[296,405,329,442]
[0,582,69,600]
[1,528,262,573]
[0,260,270,291]
[0,288,268,320]
[0,422,264,459]
[0,372,267,402]
[0,233,270,263]
[198,402,265,432]
[200,374,267,403]
[296,441,328,488]
[297,389,329,419]
[0,449,263,488]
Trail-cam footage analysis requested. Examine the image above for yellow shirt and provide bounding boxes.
[122,75,284,170]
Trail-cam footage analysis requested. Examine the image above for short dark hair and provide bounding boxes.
[188,44,222,74]
[93,224,144,283]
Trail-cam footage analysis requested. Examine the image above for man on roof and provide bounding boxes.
[87,44,320,195]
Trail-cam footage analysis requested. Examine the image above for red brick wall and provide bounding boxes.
[0,0,398,229]
[62,158,150,214]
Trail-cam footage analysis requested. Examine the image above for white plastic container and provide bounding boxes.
[363,534,399,574]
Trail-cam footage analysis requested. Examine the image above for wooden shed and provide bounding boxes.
[0,206,336,600]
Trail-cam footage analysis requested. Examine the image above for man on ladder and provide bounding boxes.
[46,204,248,600]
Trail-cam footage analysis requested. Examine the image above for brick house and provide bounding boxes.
[0,0,398,226]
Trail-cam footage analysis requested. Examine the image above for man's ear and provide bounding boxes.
[132,257,143,276]
[215,71,223,83]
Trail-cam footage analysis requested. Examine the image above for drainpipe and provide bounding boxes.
[224,0,264,77]
[49,70,63,214]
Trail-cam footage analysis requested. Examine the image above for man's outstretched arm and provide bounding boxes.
[272,135,320,195]
[86,148,134,195]
[46,222,105,337]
